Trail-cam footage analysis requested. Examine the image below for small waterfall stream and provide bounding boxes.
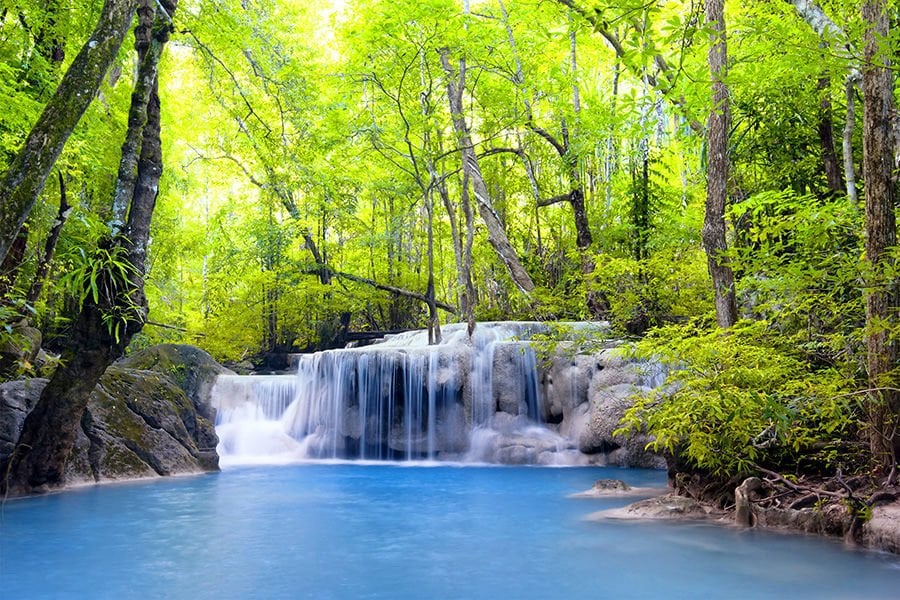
[212,322,619,466]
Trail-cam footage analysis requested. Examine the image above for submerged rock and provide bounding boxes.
[569,478,668,498]
[589,494,726,521]
[0,344,227,488]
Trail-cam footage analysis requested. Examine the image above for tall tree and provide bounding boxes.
[440,49,536,294]
[784,0,862,203]
[702,0,737,328]
[3,0,178,495]
[860,0,898,474]
[0,0,139,264]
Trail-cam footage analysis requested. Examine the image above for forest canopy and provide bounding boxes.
[0,0,897,486]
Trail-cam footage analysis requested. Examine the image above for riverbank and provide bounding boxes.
[586,481,900,556]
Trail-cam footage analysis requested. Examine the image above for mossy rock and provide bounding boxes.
[1,345,226,486]
[118,344,233,421]
[88,374,202,478]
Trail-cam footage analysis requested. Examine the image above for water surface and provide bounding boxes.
[1,465,898,599]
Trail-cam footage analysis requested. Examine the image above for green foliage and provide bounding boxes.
[729,190,866,370]
[0,297,38,378]
[590,248,712,334]
[618,319,860,476]
[59,239,141,343]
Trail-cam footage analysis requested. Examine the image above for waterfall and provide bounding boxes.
[212,322,622,466]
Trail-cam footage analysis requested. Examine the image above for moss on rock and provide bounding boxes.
[1,344,226,488]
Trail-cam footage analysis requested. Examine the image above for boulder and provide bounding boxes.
[539,348,665,469]
[0,344,226,488]
[570,478,669,498]
[860,503,900,554]
[117,343,233,422]
[0,379,42,466]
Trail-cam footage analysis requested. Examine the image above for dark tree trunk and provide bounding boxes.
[861,0,898,473]
[701,0,738,329]
[301,229,331,285]
[110,0,168,233]
[26,171,71,305]
[5,289,130,492]
[817,75,845,194]
[0,0,139,264]
[3,1,177,495]
[631,147,651,262]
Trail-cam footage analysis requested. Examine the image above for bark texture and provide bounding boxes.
[110,0,168,233]
[701,0,738,329]
[0,0,139,264]
[0,226,27,300]
[861,0,898,470]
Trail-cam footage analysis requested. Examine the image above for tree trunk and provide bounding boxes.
[425,185,441,345]
[702,0,738,329]
[861,0,898,473]
[26,171,72,305]
[5,287,131,492]
[439,50,535,294]
[500,1,593,252]
[109,1,169,233]
[460,172,476,335]
[437,174,467,319]
[3,1,176,495]
[325,270,457,314]
[0,0,139,264]
[817,75,844,194]
[783,0,863,204]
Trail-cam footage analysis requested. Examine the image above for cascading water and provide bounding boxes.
[212,321,638,466]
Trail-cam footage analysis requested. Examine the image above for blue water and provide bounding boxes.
[1,465,898,599]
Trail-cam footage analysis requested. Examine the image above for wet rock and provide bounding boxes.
[590,494,726,521]
[735,477,763,527]
[752,503,851,538]
[570,478,668,498]
[861,503,900,554]
[595,478,632,491]
[540,348,665,469]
